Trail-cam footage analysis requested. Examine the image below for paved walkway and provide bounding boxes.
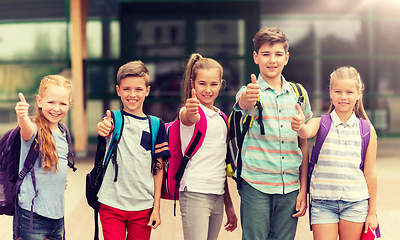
[1,138,399,239]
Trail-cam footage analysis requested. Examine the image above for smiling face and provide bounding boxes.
[37,85,70,128]
[116,76,150,116]
[192,68,221,110]
[330,78,361,116]
[253,42,289,83]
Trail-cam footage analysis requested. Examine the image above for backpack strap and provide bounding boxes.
[173,106,207,183]
[148,115,161,175]
[308,114,332,183]
[105,110,124,182]
[58,123,77,172]
[219,111,228,126]
[14,132,40,232]
[359,118,371,171]
[288,82,306,112]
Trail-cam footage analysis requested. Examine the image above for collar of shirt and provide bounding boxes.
[330,109,357,128]
[257,74,292,94]
[199,103,219,117]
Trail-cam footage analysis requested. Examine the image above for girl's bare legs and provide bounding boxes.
[313,220,363,240]
[312,223,338,240]
[338,219,363,240]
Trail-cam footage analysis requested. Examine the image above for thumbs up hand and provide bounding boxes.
[15,93,30,119]
[185,88,200,122]
[239,74,260,110]
[291,104,305,132]
[97,110,113,137]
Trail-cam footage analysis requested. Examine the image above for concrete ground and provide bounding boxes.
[1,138,399,240]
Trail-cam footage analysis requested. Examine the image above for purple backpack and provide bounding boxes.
[308,114,380,237]
[0,124,76,235]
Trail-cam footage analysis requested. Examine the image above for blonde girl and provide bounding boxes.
[14,75,73,239]
[179,53,237,240]
[291,66,378,240]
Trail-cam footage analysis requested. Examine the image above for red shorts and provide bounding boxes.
[99,203,152,240]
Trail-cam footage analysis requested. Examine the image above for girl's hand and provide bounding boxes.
[239,74,259,110]
[364,213,378,233]
[148,210,161,229]
[186,89,200,115]
[97,110,113,137]
[224,205,238,232]
[291,104,305,132]
[185,89,200,123]
[15,93,30,119]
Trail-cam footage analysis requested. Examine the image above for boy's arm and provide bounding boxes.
[238,74,259,111]
[15,93,35,141]
[291,104,320,139]
[148,157,163,229]
[97,110,113,137]
[292,137,309,218]
[223,178,238,232]
[363,125,378,233]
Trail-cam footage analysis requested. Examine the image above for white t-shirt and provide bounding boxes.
[179,104,227,195]
[98,111,170,211]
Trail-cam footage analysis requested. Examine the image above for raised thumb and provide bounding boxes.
[251,73,257,84]
[191,88,197,100]
[296,103,303,115]
[18,92,27,103]
[106,110,112,122]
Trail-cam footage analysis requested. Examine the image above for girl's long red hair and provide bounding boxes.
[34,75,72,173]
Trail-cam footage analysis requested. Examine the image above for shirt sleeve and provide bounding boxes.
[232,86,248,114]
[155,119,171,159]
[303,88,313,123]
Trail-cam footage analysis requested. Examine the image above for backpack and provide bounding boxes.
[225,82,307,188]
[85,110,161,240]
[308,114,381,238]
[0,124,76,238]
[161,107,228,215]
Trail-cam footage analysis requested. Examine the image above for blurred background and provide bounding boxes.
[0,0,400,144]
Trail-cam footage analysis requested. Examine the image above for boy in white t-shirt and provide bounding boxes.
[96,61,170,240]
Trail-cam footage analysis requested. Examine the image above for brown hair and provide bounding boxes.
[327,66,369,121]
[35,75,72,173]
[117,61,150,87]
[253,27,289,53]
[182,53,224,103]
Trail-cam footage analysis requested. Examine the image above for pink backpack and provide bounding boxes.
[161,107,227,215]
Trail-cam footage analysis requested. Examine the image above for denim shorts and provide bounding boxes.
[311,199,368,225]
[13,206,64,240]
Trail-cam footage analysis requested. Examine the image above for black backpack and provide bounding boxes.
[225,82,306,189]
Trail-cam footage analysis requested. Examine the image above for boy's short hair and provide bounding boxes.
[117,61,150,87]
[253,27,289,53]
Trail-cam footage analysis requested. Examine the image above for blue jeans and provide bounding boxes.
[311,199,369,225]
[13,206,64,240]
[239,181,299,240]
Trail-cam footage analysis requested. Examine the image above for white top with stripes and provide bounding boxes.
[310,110,370,201]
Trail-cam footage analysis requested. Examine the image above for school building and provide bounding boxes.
[0,0,399,155]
